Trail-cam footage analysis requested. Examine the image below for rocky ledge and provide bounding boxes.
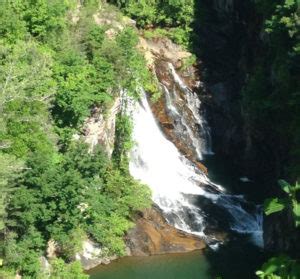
[126,207,206,256]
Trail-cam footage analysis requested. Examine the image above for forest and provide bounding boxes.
[0,0,299,278]
[0,1,154,277]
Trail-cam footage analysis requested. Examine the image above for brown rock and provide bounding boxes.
[175,60,183,69]
[138,37,191,69]
[195,162,208,175]
[150,95,208,175]
[126,207,206,256]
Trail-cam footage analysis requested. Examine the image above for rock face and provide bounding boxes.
[194,0,300,253]
[138,37,191,69]
[40,256,50,278]
[126,207,206,256]
[194,0,255,168]
[77,206,207,270]
[76,240,118,270]
[84,98,120,156]
[78,37,208,271]
[139,37,209,174]
[264,211,300,254]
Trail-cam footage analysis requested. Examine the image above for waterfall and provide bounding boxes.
[129,64,263,248]
[163,63,214,159]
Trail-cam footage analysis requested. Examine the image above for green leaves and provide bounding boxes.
[278,179,292,195]
[264,198,287,215]
[50,258,88,279]
[0,153,23,231]
[0,40,56,158]
[0,1,155,276]
[115,0,195,29]
[264,180,300,228]
[0,2,27,42]
[292,199,300,227]
[5,141,151,269]
[256,255,300,279]
[111,0,195,48]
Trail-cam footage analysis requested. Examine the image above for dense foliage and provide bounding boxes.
[1,0,298,278]
[0,0,152,277]
[109,0,195,48]
[264,180,300,225]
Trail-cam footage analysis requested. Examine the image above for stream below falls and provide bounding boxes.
[89,63,266,278]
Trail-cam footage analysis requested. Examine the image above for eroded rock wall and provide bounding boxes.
[126,207,206,256]
[193,0,300,253]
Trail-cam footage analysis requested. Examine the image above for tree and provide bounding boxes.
[264,180,300,227]
[0,40,56,158]
[0,153,23,232]
[257,180,300,278]
[21,0,71,40]
[50,258,88,279]
[0,1,27,42]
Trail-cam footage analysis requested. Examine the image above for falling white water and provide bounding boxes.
[128,64,263,248]
[162,84,204,161]
[129,94,215,237]
[166,63,214,157]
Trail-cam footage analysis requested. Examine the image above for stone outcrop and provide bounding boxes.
[126,207,206,256]
[194,0,300,253]
[76,206,208,271]
[76,240,119,270]
[84,98,120,156]
[138,37,191,70]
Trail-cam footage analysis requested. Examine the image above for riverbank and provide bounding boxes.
[88,234,267,279]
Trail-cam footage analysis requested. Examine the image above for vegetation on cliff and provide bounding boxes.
[242,2,300,275]
[109,0,195,48]
[0,0,299,278]
[0,0,152,277]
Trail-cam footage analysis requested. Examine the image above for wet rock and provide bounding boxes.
[126,207,206,256]
[209,82,228,108]
[264,208,300,253]
[203,227,227,243]
[149,61,208,175]
[213,0,234,13]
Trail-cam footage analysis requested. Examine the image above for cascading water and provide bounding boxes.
[129,63,263,248]
[167,63,214,157]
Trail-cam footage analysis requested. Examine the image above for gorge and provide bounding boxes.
[0,1,299,278]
